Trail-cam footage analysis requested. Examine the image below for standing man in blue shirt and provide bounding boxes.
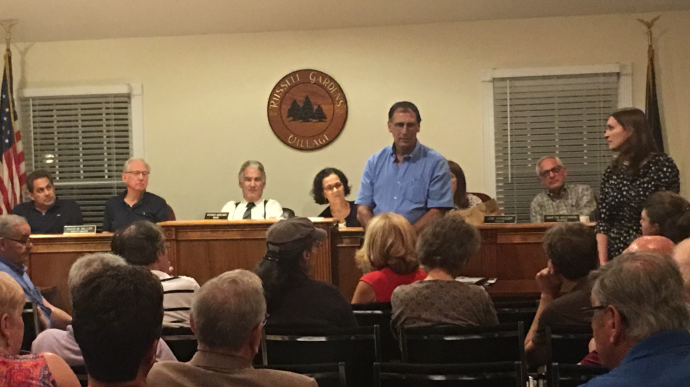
[0,214,72,329]
[356,101,453,232]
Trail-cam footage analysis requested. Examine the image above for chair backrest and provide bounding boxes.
[161,326,198,362]
[281,208,296,219]
[256,362,346,387]
[374,361,525,387]
[400,322,525,365]
[70,365,89,387]
[493,300,539,327]
[549,363,608,387]
[546,325,593,364]
[167,205,176,221]
[262,325,381,387]
[351,303,399,361]
[21,302,40,353]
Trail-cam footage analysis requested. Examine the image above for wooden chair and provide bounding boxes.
[493,299,539,327]
[549,363,608,387]
[351,302,399,361]
[262,325,381,387]
[160,326,197,362]
[257,362,346,387]
[374,361,526,387]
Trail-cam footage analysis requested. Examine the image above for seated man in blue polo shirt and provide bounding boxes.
[103,158,169,232]
[12,170,83,234]
[356,101,454,232]
[0,214,72,329]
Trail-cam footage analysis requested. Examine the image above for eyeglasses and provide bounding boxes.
[124,171,150,177]
[580,305,607,318]
[539,165,563,178]
[3,236,32,246]
[391,121,419,130]
[324,182,344,192]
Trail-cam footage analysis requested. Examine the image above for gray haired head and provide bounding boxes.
[535,155,564,176]
[122,158,150,174]
[238,160,266,183]
[0,215,28,238]
[68,253,127,297]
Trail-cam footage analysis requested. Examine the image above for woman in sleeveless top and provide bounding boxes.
[0,272,80,387]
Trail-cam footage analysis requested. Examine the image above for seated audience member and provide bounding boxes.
[580,252,690,386]
[0,214,71,329]
[72,265,164,387]
[0,272,80,387]
[148,270,317,387]
[673,239,690,296]
[530,156,597,223]
[524,223,599,368]
[221,160,283,219]
[641,191,690,243]
[256,217,356,328]
[351,213,427,303]
[391,215,497,335]
[624,235,675,255]
[12,170,83,234]
[32,253,176,365]
[447,160,483,209]
[111,220,199,328]
[311,167,360,227]
[255,217,356,328]
[103,158,169,232]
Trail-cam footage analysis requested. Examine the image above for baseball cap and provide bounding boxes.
[266,217,327,253]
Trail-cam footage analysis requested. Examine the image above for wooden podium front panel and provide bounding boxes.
[331,227,364,302]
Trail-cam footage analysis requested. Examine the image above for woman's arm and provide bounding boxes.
[351,281,377,303]
[596,233,608,265]
[44,353,81,387]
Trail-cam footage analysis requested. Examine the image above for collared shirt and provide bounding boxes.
[151,270,200,328]
[0,256,52,323]
[530,183,597,223]
[32,325,177,366]
[355,142,454,225]
[102,190,169,232]
[12,198,83,234]
[220,198,283,220]
[580,330,690,387]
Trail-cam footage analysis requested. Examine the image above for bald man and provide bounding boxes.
[624,236,675,256]
[673,239,690,294]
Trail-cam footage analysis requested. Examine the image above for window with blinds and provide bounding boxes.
[493,72,619,222]
[19,94,132,227]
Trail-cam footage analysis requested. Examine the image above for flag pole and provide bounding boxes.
[636,16,664,152]
[0,19,18,51]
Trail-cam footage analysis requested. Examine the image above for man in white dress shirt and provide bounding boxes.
[221,160,283,219]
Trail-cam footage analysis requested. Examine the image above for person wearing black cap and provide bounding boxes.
[255,217,357,329]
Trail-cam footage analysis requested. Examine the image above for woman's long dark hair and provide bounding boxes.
[254,239,313,313]
[447,160,470,209]
[610,108,659,175]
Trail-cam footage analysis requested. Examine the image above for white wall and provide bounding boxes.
[14,10,690,219]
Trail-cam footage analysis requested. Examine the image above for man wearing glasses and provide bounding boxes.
[530,155,597,223]
[0,214,72,329]
[103,158,170,232]
[356,101,453,232]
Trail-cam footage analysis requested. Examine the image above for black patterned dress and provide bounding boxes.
[595,153,680,259]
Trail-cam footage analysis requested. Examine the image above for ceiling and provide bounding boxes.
[1,0,688,43]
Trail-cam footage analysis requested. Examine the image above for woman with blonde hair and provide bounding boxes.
[0,272,80,387]
[351,213,427,303]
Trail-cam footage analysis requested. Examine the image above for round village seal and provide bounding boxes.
[267,69,348,151]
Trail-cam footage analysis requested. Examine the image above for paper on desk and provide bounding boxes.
[455,276,497,286]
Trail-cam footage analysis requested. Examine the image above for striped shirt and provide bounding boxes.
[151,270,200,328]
[530,184,597,223]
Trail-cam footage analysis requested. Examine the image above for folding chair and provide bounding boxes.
[160,326,198,362]
[374,361,526,387]
[352,302,399,361]
[257,362,346,387]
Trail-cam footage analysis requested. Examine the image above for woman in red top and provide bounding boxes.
[351,213,427,303]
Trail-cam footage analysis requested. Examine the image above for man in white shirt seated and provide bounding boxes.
[111,220,200,328]
[221,160,283,219]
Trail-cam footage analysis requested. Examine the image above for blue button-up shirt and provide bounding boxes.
[0,256,52,325]
[355,141,453,225]
[580,330,690,387]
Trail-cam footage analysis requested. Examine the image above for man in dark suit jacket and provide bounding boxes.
[148,269,316,387]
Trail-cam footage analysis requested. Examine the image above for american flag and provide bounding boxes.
[0,48,26,214]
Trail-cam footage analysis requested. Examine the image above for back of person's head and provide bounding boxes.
[543,223,598,281]
[192,270,265,352]
[590,252,690,342]
[111,220,165,266]
[356,212,419,274]
[0,271,25,321]
[625,236,675,255]
[255,217,326,312]
[72,265,163,383]
[417,214,480,277]
[68,253,126,298]
[673,239,690,295]
[644,191,690,243]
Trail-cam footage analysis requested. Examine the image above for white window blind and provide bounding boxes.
[493,73,619,222]
[19,94,132,227]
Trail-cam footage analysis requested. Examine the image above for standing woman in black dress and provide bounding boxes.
[596,108,680,264]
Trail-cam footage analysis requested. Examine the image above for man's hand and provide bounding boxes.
[535,263,562,299]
